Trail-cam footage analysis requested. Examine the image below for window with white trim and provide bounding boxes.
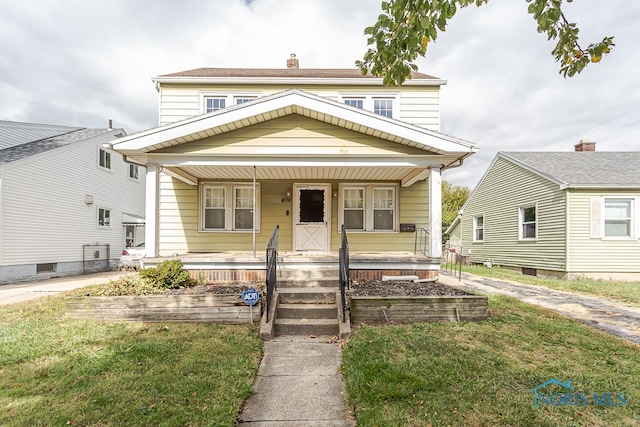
[201,183,260,231]
[98,148,111,170]
[473,214,484,242]
[340,184,397,232]
[590,197,636,239]
[201,92,261,113]
[519,205,537,240]
[129,164,139,180]
[98,208,111,227]
[339,94,398,118]
[604,198,633,237]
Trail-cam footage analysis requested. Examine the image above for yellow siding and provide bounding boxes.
[158,175,429,255]
[567,189,640,273]
[155,115,432,157]
[460,157,567,271]
[158,83,441,130]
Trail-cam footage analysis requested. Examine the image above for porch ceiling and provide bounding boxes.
[173,165,425,181]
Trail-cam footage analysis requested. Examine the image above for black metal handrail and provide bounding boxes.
[265,225,279,322]
[441,245,463,281]
[338,224,350,321]
[414,227,430,257]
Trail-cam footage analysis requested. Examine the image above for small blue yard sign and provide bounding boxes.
[242,288,260,306]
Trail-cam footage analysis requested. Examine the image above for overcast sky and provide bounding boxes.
[1,0,638,188]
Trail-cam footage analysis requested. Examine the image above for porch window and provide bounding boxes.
[98,208,111,227]
[340,184,397,232]
[373,188,394,230]
[201,183,260,232]
[519,205,537,240]
[204,187,226,229]
[473,214,484,242]
[604,199,632,237]
[343,188,364,230]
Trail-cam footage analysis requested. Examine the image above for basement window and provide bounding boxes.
[37,263,56,274]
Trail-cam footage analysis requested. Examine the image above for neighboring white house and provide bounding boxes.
[0,120,146,283]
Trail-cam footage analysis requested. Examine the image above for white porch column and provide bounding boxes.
[145,166,160,258]
[428,166,442,258]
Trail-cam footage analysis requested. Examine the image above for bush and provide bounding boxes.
[93,275,164,296]
[139,259,193,289]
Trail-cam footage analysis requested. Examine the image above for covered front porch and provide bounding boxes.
[141,250,442,283]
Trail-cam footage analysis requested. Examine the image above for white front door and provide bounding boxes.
[293,183,331,252]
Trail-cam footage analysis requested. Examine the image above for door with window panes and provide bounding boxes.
[293,184,331,252]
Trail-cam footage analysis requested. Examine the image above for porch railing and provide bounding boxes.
[265,225,279,322]
[338,225,350,321]
[414,227,430,257]
[441,245,463,281]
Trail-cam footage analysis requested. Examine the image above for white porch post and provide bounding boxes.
[145,166,160,258]
[428,166,442,258]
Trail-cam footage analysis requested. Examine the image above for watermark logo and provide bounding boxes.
[532,379,627,408]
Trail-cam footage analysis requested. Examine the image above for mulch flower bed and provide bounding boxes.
[349,280,471,297]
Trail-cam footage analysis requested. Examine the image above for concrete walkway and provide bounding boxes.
[0,271,130,306]
[439,272,640,345]
[238,335,356,427]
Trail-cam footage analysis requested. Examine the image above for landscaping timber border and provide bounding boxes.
[349,295,488,323]
[65,294,261,324]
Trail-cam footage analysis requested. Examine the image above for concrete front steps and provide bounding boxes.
[261,267,351,339]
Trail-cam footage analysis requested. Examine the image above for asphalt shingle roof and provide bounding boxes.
[0,120,115,166]
[502,151,640,187]
[158,67,440,80]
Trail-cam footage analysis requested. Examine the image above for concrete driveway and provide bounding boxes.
[0,271,129,306]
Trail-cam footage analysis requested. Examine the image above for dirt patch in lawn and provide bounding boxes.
[349,280,472,297]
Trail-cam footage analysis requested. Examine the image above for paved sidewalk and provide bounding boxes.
[0,271,130,306]
[238,335,356,427]
[439,272,640,345]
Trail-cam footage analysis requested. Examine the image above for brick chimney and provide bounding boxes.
[287,53,299,69]
[574,139,596,152]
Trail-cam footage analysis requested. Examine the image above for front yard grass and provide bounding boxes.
[342,295,640,427]
[461,265,640,307]
[0,293,262,427]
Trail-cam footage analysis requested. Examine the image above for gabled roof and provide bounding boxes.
[112,88,475,159]
[153,68,446,86]
[502,151,640,188]
[0,120,124,166]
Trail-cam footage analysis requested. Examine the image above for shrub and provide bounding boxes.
[139,259,193,289]
[93,275,164,296]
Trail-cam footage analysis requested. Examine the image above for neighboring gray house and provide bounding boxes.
[0,120,146,283]
[447,141,640,280]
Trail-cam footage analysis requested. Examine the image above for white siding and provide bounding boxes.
[157,84,441,131]
[0,133,146,267]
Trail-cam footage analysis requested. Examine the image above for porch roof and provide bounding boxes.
[110,89,477,186]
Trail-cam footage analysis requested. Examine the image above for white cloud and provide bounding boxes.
[1,0,638,188]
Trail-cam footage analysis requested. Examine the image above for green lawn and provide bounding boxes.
[459,265,640,308]
[0,293,262,427]
[342,295,640,427]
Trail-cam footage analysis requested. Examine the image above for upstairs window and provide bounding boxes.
[99,148,111,170]
[344,98,364,109]
[205,97,226,113]
[373,98,393,118]
[519,205,537,240]
[473,214,484,242]
[201,92,261,114]
[339,94,398,119]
